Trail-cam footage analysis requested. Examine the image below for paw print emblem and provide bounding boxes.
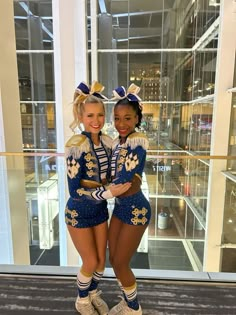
[67,158,80,179]
[125,153,139,171]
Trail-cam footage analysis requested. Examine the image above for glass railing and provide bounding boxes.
[0,151,235,275]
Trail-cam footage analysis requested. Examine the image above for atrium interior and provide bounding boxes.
[0,0,236,277]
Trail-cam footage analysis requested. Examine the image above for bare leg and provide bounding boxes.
[108,216,147,286]
[108,216,147,312]
[68,221,108,275]
[67,224,99,274]
[93,221,108,270]
[68,222,109,314]
[88,221,108,291]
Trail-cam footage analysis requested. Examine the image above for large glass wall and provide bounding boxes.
[13,0,58,265]
[222,55,236,271]
[94,0,219,272]
[14,1,55,151]
[7,0,236,273]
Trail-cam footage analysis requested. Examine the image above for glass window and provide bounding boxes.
[7,0,234,274]
[223,179,236,244]
[228,93,236,171]
[14,0,53,50]
[95,0,220,50]
[234,53,236,87]
[21,102,56,150]
[17,53,54,101]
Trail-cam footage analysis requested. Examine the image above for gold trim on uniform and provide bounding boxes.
[120,148,128,156]
[131,207,148,225]
[117,153,126,171]
[65,134,87,147]
[86,161,96,170]
[132,207,148,217]
[80,179,102,188]
[134,173,142,182]
[131,217,148,225]
[117,164,123,172]
[65,208,79,226]
[65,208,78,218]
[65,135,90,159]
[115,148,128,173]
[77,188,85,196]
[119,156,125,164]
[87,169,96,177]
[126,132,149,150]
[85,152,95,162]
[65,217,79,227]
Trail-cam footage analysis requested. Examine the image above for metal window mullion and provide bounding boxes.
[90,0,98,81]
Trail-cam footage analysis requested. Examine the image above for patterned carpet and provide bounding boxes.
[0,274,236,314]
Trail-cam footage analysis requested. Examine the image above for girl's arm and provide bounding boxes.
[112,146,146,184]
[65,134,89,199]
[82,146,146,200]
[67,155,85,199]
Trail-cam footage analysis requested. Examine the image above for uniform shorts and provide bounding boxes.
[65,195,108,228]
[112,191,151,226]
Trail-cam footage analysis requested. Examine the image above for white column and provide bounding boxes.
[204,0,236,271]
[0,0,30,264]
[52,0,88,266]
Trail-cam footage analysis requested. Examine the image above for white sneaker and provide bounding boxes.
[108,298,142,315]
[118,304,142,314]
[108,298,127,315]
[75,296,99,315]
[90,290,109,315]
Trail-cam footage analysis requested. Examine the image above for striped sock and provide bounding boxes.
[123,282,139,311]
[89,270,104,292]
[77,268,93,298]
[117,279,127,301]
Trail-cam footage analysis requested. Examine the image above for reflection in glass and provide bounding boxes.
[223,179,236,244]
[21,103,56,151]
[228,94,236,171]
[17,53,54,102]
[7,0,235,272]
[14,0,53,50]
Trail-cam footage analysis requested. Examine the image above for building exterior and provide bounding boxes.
[0,0,236,275]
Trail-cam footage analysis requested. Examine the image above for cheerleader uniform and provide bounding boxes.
[111,132,151,226]
[65,131,112,228]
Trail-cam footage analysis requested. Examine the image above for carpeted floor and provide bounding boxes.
[0,274,236,314]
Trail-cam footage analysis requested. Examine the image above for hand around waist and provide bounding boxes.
[116,175,141,198]
[109,182,132,197]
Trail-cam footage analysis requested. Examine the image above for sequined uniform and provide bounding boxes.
[111,132,151,226]
[65,131,111,228]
